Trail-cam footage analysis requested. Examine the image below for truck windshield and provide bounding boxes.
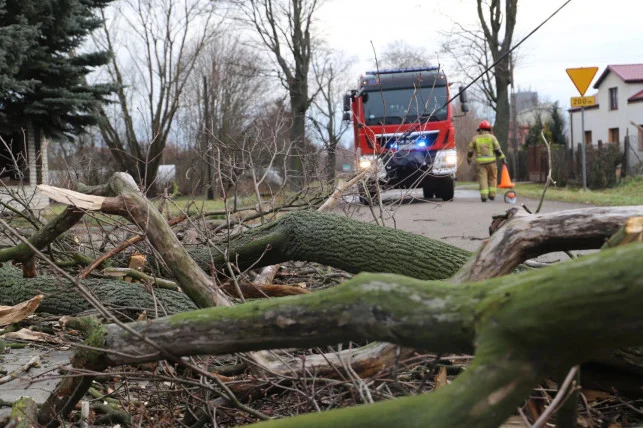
[363,86,448,125]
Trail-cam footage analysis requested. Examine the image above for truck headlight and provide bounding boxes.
[443,152,457,167]
[435,150,457,168]
[358,158,372,169]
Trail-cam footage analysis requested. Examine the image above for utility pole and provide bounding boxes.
[580,106,587,189]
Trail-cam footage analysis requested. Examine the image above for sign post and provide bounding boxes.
[566,67,598,190]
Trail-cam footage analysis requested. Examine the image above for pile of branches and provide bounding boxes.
[0,172,642,427]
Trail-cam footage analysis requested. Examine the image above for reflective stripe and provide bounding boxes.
[476,156,496,163]
[480,189,489,195]
[489,187,497,193]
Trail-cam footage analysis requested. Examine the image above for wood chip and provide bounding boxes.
[3,328,63,344]
[434,366,448,390]
[0,295,43,326]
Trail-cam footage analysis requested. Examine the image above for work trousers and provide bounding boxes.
[477,161,498,200]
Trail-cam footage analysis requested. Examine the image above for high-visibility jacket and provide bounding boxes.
[467,131,506,165]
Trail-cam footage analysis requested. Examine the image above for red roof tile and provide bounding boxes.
[628,89,643,103]
[594,64,643,88]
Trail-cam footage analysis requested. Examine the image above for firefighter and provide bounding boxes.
[467,120,506,202]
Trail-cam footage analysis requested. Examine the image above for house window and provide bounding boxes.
[609,87,618,110]
[638,125,643,151]
[608,127,620,143]
[584,130,592,146]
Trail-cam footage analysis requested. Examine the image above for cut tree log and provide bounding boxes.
[0,264,197,316]
[188,210,472,280]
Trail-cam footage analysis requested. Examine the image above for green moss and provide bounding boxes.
[71,317,108,368]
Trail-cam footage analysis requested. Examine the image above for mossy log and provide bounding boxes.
[96,242,643,427]
[0,265,197,316]
[189,210,472,280]
[9,396,38,428]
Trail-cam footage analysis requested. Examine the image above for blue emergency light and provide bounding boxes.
[364,66,439,76]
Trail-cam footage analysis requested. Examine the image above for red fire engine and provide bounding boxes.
[343,66,468,203]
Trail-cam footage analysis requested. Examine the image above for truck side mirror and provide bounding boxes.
[362,92,369,103]
[459,86,470,113]
[342,112,350,122]
[343,93,351,112]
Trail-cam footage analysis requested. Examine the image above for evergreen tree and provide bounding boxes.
[0,0,114,140]
[549,101,566,146]
[525,114,544,146]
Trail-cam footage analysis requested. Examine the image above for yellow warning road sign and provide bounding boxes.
[566,67,599,96]
[570,96,595,108]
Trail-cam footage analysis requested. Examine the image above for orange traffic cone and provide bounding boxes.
[498,164,515,188]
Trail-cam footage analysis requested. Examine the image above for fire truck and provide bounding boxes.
[343,66,468,203]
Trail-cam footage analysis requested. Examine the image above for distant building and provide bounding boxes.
[511,91,539,113]
[509,91,560,149]
[0,123,50,209]
[568,64,643,172]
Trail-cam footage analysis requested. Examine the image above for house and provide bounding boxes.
[568,64,643,172]
[0,124,50,210]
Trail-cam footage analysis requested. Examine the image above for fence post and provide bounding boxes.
[623,135,630,179]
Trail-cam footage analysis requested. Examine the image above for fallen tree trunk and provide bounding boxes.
[0,265,197,316]
[453,206,643,283]
[188,210,472,280]
[27,177,640,426]
[94,242,643,426]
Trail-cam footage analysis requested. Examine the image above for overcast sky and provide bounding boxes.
[317,0,642,115]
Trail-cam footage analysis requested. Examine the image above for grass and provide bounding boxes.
[513,176,643,206]
[455,181,478,189]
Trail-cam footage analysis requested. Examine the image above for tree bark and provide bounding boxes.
[453,206,643,283]
[494,73,511,153]
[189,210,471,281]
[0,265,197,316]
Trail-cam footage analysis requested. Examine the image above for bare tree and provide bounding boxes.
[442,1,517,154]
[476,0,517,153]
[378,40,430,69]
[94,0,219,192]
[232,0,322,188]
[176,33,268,198]
[309,49,351,183]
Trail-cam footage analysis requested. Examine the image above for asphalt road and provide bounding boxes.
[346,186,594,261]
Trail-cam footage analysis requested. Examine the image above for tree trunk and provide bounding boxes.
[0,265,197,316]
[326,141,337,183]
[288,87,308,188]
[494,72,511,154]
[189,211,471,281]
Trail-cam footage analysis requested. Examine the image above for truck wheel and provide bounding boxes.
[422,186,435,200]
[358,181,379,205]
[440,178,455,201]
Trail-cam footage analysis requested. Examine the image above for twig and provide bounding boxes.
[78,213,187,279]
[0,356,40,385]
[535,130,556,214]
[532,365,579,428]
[317,168,371,212]
[101,267,180,291]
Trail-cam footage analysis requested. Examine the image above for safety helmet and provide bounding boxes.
[478,120,491,130]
